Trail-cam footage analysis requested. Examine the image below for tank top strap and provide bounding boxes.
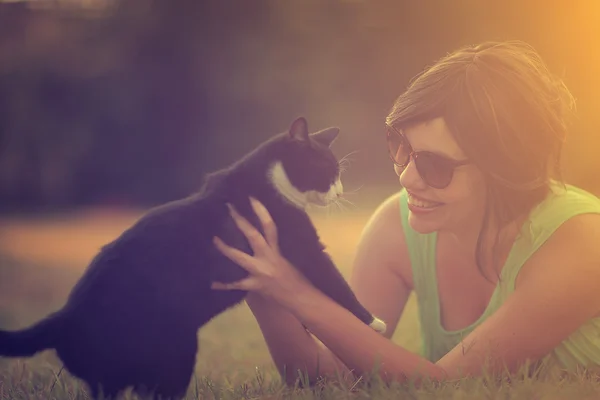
[499,183,600,294]
[398,189,442,359]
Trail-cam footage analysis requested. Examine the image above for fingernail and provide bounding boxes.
[226,203,234,214]
[249,197,258,210]
[249,197,264,214]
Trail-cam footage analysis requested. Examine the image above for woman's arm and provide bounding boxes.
[348,192,414,339]
[245,293,350,385]
[215,197,600,384]
[285,283,446,383]
[240,193,413,384]
[277,213,600,383]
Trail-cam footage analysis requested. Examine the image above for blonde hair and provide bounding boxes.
[386,40,576,278]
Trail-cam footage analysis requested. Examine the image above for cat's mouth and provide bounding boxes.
[305,178,344,208]
[306,192,331,207]
[306,191,344,208]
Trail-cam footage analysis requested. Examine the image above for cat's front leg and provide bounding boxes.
[281,242,386,334]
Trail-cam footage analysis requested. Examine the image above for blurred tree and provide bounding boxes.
[0,0,598,213]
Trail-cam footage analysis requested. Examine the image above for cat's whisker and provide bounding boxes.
[322,201,339,217]
[339,157,351,167]
[339,196,356,206]
[338,197,358,211]
[342,201,354,213]
[337,150,360,172]
[326,197,348,214]
[339,159,351,171]
[339,149,361,164]
[342,184,364,195]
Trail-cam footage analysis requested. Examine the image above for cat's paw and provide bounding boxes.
[369,316,387,334]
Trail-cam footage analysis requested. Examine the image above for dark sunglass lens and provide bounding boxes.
[415,153,454,189]
[387,131,410,166]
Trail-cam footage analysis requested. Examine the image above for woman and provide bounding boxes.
[211,40,600,384]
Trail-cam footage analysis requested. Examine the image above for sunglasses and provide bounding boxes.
[386,124,470,189]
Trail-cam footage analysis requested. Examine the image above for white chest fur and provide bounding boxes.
[267,162,342,209]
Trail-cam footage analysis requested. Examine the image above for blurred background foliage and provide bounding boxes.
[0,0,599,213]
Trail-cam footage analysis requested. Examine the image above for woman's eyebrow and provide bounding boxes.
[402,129,468,161]
[410,143,465,161]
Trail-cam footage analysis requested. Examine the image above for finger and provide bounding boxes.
[249,197,279,251]
[213,236,261,274]
[211,278,258,291]
[226,203,270,255]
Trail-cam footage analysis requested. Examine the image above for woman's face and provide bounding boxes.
[395,117,487,236]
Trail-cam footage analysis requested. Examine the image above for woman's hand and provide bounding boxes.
[211,197,315,308]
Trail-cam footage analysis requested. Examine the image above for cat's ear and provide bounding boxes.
[288,117,310,143]
[311,127,340,148]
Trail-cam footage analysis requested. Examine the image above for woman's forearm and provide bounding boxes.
[245,293,352,385]
[285,286,448,384]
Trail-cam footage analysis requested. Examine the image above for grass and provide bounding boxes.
[0,197,599,399]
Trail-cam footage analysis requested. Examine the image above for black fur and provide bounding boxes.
[0,117,381,399]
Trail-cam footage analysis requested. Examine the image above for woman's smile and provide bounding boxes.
[406,191,445,213]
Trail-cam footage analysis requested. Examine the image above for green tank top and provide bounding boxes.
[399,183,600,370]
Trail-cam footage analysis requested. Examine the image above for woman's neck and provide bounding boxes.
[441,212,526,276]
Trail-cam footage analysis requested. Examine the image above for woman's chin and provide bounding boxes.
[407,210,443,234]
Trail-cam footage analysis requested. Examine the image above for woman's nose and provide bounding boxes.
[397,159,426,189]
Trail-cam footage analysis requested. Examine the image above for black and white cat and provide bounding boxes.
[0,117,385,399]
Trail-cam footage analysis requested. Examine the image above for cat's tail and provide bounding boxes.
[0,312,65,357]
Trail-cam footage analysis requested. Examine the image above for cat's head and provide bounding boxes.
[268,117,344,209]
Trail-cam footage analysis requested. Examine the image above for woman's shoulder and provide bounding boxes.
[515,184,600,288]
[354,189,413,283]
[363,189,406,244]
[525,183,600,238]
[538,182,600,212]
[516,210,600,289]
[362,189,407,242]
